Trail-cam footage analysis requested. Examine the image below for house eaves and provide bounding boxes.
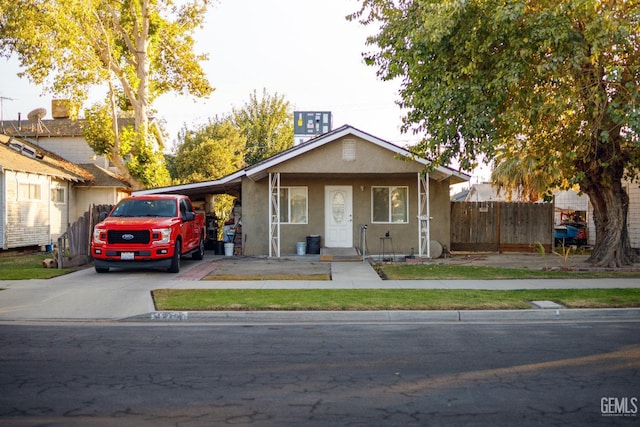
[133,169,245,198]
[1,134,92,181]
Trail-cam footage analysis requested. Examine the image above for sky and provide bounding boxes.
[0,0,486,183]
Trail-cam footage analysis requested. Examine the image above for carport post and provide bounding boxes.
[418,172,431,258]
[269,172,281,257]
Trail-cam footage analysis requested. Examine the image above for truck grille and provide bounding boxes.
[107,230,150,244]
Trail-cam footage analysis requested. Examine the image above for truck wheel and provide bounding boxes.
[192,235,205,260]
[168,239,181,273]
[95,266,109,273]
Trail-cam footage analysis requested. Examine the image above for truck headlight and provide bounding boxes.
[152,228,171,244]
[93,228,107,244]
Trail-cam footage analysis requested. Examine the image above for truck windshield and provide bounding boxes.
[111,199,177,218]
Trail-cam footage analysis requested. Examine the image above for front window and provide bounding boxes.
[372,186,408,223]
[18,182,41,201]
[51,187,66,204]
[278,187,308,224]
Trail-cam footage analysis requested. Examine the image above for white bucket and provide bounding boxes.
[296,242,306,255]
[224,242,235,256]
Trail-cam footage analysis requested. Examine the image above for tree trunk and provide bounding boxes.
[583,178,639,267]
[108,80,145,191]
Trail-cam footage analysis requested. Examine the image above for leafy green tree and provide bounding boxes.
[173,116,246,238]
[232,89,294,165]
[0,0,213,189]
[351,0,640,267]
[174,117,246,183]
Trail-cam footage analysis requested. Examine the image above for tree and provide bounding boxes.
[351,0,640,267]
[232,89,294,165]
[0,0,213,189]
[173,116,246,239]
[174,116,246,183]
[490,139,557,203]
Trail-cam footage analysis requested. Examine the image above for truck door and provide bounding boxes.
[179,199,197,251]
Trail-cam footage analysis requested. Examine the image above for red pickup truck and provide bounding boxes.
[91,194,206,273]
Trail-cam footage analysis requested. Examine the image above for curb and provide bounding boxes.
[127,308,640,323]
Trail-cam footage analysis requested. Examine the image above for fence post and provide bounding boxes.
[496,202,501,252]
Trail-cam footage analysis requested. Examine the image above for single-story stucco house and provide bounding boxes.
[136,125,469,258]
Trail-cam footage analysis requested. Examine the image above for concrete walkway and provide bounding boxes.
[0,258,639,322]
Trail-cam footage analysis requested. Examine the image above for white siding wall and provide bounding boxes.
[50,179,69,242]
[586,181,640,249]
[72,187,124,221]
[5,170,50,248]
[0,171,5,249]
[34,136,110,169]
[626,181,640,249]
[588,201,596,247]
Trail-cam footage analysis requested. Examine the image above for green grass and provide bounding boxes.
[376,264,640,280]
[153,288,640,311]
[0,253,72,280]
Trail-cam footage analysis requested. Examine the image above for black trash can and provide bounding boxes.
[214,240,225,255]
[306,235,321,254]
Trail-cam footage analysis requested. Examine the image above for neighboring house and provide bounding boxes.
[136,125,470,257]
[1,117,113,171]
[0,134,130,250]
[537,187,640,249]
[72,163,131,221]
[625,181,640,249]
[459,183,509,202]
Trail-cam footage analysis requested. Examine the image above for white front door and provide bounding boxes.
[325,186,353,247]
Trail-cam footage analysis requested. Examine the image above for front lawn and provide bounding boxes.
[0,252,72,280]
[153,288,640,311]
[376,264,640,280]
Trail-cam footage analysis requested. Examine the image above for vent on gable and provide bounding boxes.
[21,145,37,158]
[8,141,22,152]
[342,139,356,161]
[7,140,37,158]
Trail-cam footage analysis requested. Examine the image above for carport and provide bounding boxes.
[134,170,244,201]
[134,171,244,253]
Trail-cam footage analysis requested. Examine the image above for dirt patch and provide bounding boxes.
[192,252,640,281]
[430,252,593,271]
[202,257,331,280]
[430,252,640,272]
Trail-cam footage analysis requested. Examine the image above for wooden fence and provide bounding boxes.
[56,204,113,268]
[450,202,553,253]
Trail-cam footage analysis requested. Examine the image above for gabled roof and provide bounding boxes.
[134,125,469,197]
[0,134,131,189]
[245,124,469,183]
[1,118,83,137]
[463,183,508,202]
[77,163,130,188]
[1,118,135,138]
[0,135,86,181]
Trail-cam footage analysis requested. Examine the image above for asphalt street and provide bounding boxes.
[1,321,639,426]
[1,257,639,426]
